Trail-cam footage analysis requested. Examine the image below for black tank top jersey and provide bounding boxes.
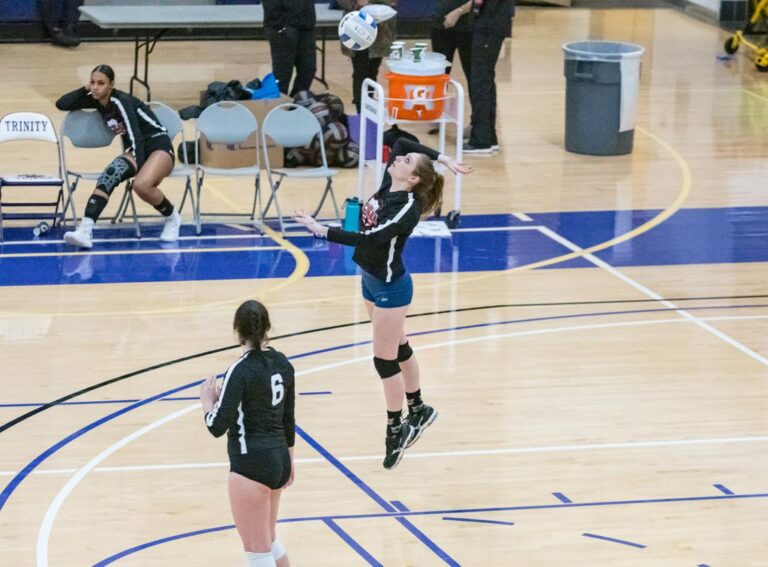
[205,348,296,456]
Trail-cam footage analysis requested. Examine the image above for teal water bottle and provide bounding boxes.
[343,197,361,231]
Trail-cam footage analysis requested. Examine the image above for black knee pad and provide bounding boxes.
[373,357,400,379]
[397,342,413,362]
[96,156,136,196]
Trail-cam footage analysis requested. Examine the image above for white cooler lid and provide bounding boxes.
[385,53,450,76]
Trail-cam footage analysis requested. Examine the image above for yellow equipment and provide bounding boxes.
[724,0,768,71]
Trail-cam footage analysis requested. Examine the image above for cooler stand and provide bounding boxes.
[356,78,464,228]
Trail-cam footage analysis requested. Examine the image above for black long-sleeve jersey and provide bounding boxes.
[55,87,168,168]
[327,138,441,282]
[205,348,296,456]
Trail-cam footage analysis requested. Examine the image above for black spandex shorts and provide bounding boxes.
[142,134,175,167]
[229,446,291,489]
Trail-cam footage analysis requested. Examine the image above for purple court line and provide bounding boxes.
[298,391,333,396]
[391,500,410,512]
[582,533,646,549]
[714,483,734,495]
[91,489,768,564]
[442,517,515,527]
[296,426,460,566]
[553,492,572,503]
[323,519,383,567]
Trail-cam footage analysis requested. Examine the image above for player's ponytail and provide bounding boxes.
[233,300,272,348]
[411,155,444,216]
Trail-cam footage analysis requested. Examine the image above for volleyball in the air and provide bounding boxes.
[338,10,378,51]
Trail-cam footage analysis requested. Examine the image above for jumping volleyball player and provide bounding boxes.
[295,139,474,469]
[201,300,295,567]
[55,64,181,249]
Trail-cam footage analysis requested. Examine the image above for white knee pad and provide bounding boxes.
[245,551,276,567]
[271,538,287,560]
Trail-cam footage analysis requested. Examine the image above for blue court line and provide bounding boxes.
[322,519,383,567]
[5,307,766,560]
[299,391,333,396]
[582,532,646,549]
[553,492,573,503]
[0,379,202,511]
[714,483,734,495]
[296,426,459,565]
[93,489,768,563]
[92,524,236,566]
[391,500,410,512]
[442,517,515,527]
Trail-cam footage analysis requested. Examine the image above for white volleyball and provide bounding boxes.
[338,10,378,51]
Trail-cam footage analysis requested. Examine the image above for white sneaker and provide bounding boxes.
[160,209,181,242]
[63,218,94,249]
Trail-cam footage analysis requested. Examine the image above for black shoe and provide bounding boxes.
[406,405,438,448]
[463,143,493,154]
[64,32,81,47]
[51,30,78,48]
[383,423,414,470]
[428,126,440,135]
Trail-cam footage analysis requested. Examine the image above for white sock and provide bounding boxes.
[245,551,276,567]
[79,217,94,231]
[271,538,286,560]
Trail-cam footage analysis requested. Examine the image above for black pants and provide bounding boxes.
[469,33,504,148]
[430,27,473,87]
[38,0,83,34]
[266,25,317,96]
[351,51,382,114]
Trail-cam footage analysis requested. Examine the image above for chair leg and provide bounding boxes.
[111,184,130,224]
[127,189,141,239]
[328,178,341,221]
[250,175,259,221]
[0,194,4,243]
[194,171,203,235]
[60,176,79,227]
[261,175,282,219]
[178,175,193,215]
[268,177,286,234]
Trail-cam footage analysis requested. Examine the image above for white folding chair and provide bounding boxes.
[0,111,73,241]
[112,101,195,235]
[59,110,140,236]
[194,101,261,235]
[260,103,340,234]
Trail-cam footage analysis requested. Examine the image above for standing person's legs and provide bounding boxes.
[63,0,83,41]
[455,30,473,92]
[291,28,317,96]
[229,473,276,566]
[351,51,369,114]
[468,33,503,150]
[269,490,290,567]
[37,0,59,35]
[430,27,457,73]
[267,26,299,95]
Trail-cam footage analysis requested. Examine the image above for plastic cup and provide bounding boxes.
[411,46,425,63]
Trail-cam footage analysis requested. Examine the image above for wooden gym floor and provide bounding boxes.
[1,5,767,566]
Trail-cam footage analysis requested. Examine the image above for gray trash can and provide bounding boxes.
[563,41,644,156]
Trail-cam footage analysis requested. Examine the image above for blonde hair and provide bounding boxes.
[411,155,444,216]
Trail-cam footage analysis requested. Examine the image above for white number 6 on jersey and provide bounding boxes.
[270,373,284,406]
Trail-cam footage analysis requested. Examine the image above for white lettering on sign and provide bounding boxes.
[403,85,435,111]
[2,120,49,133]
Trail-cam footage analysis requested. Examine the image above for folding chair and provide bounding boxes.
[194,101,261,235]
[112,101,195,235]
[260,103,340,234]
[59,110,137,235]
[0,111,74,241]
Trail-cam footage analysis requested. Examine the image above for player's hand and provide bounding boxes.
[444,9,461,28]
[200,376,219,413]
[294,210,328,237]
[439,155,475,175]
